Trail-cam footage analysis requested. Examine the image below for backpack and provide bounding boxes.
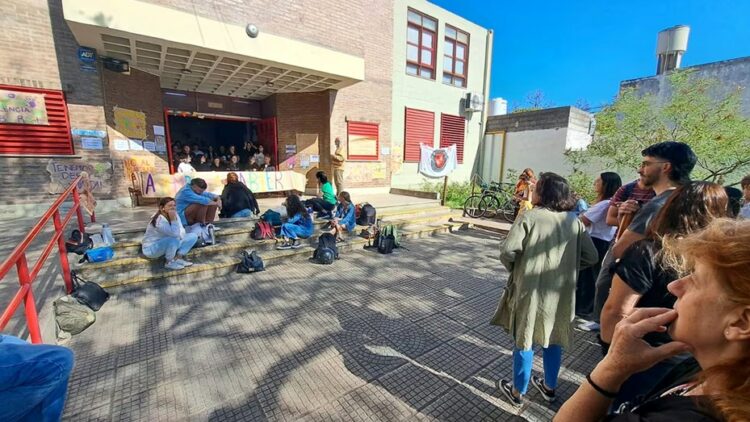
[251,221,275,240]
[356,203,376,226]
[377,224,400,254]
[237,250,264,273]
[65,229,93,255]
[261,210,282,226]
[187,223,215,247]
[313,233,339,263]
[54,295,96,336]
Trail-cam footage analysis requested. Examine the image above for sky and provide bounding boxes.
[429,0,750,111]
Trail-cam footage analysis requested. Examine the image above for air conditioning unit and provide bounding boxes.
[464,92,484,113]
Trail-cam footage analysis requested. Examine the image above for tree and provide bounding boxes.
[512,89,555,113]
[569,70,750,185]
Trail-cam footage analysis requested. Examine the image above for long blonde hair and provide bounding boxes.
[664,218,750,422]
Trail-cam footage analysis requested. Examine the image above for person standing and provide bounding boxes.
[492,173,598,407]
[740,175,750,219]
[576,172,622,318]
[331,137,346,194]
[585,142,697,334]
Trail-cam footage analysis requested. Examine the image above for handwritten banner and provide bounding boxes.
[138,171,307,198]
[46,160,113,194]
[114,107,146,139]
[0,89,48,125]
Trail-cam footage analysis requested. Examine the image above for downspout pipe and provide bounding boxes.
[478,29,493,183]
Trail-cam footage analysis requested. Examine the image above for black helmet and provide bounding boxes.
[316,247,335,265]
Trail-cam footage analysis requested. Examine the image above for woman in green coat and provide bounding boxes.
[492,172,598,407]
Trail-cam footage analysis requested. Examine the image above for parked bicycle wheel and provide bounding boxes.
[498,198,517,222]
[463,195,485,218]
[479,195,500,217]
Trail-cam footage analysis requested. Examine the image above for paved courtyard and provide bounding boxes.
[62,229,601,421]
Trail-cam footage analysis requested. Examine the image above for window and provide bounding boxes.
[443,25,469,87]
[347,121,379,161]
[404,108,434,162]
[0,85,73,155]
[406,9,437,80]
[439,113,465,164]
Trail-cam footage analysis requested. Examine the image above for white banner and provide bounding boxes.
[419,144,457,178]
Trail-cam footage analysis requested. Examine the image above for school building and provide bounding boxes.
[0,0,492,216]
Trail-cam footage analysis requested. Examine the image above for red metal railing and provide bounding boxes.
[0,176,86,343]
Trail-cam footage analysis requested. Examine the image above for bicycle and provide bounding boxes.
[463,181,517,222]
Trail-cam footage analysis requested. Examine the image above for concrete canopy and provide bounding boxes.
[62,0,364,100]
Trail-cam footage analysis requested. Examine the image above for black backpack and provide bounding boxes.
[65,230,93,255]
[237,250,264,273]
[356,203,376,226]
[70,270,110,311]
[377,225,398,254]
[313,233,339,264]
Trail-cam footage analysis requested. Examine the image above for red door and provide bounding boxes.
[257,117,278,166]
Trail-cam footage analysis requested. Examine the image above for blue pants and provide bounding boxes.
[142,234,198,261]
[280,223,311,240]
[231,209,253,218]
[0,335,75,421]
[513,345,562,394]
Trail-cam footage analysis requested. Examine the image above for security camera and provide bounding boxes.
[246,24,259,38]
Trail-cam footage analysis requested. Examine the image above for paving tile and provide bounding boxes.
[417,385,518,421]
[413,312,470,341]
[375,363,452,411]
[110,379,190,421]
[63,369,116,418]
[416,343,487,382]
[302,383,415,422]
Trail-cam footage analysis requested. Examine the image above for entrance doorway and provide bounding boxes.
[164,111,277,173]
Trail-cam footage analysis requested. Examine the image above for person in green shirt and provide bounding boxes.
[305,171,337,219]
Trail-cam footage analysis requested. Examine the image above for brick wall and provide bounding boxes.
[149,0,394,188]
[102,68,168,199]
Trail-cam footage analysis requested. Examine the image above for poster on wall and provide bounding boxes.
[0,89,48,125]
[153,125,165,136]
[114,107,147,139]
[419,144,457,178]
[46,160,113,194]
[143,141,156,151]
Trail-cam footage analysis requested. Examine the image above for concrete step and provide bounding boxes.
[72,211,454,274]
[105,203,449,243]
[88,220,465,290]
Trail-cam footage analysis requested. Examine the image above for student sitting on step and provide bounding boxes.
[175,178,221,226]
[329,191,356,242]
[305,171,337,219]
[277,194,314,250]
[142,197,198,270]
[219,172,260,218]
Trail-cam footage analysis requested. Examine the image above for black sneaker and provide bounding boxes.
[291,239,303,249]
[497,379,522,407]
[531,376,556,402]
[276,242,292,250]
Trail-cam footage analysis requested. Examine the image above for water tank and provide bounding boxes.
[656,25,690,75]
[489,97,508,116]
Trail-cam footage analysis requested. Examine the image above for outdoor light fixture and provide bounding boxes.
[265,80,274,87]
[181,68,192,74]
[246,24,259,38]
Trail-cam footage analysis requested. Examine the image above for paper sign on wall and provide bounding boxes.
[155,135,166,152]
[143,141,156,151]
[381,147,391,156]
[153,125,165,136]
[128,139,144,151]
[81,137,103,150]
[310,154,320,163]
[114,139,129,151]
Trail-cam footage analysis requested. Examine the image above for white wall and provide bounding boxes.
[390,0,491,189]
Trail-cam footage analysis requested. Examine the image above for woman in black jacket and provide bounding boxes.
[218,172,260,218]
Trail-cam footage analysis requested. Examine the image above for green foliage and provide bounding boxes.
[420,180,478,209]
[567,171,597,204]
[574,70,750,184]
